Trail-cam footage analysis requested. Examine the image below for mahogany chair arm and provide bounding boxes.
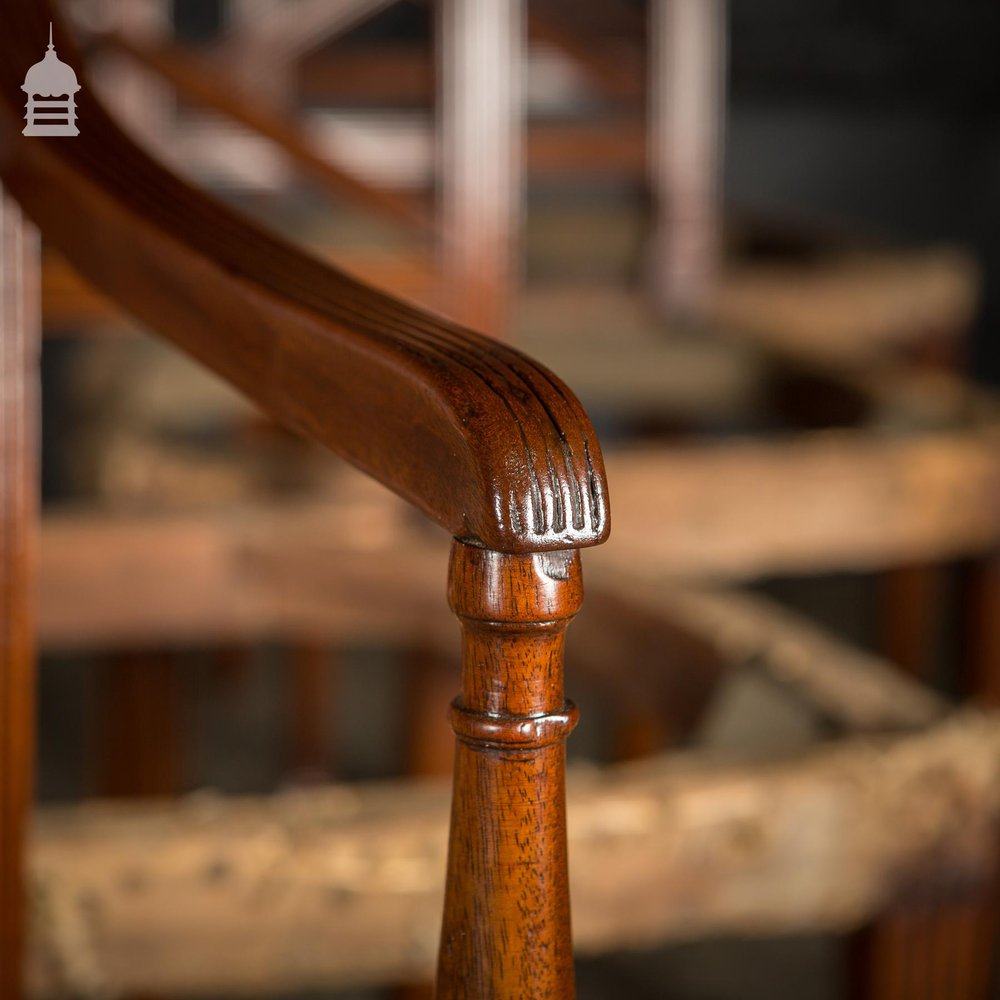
[88,29,433,235]
[1,5,611,997]
[0,5,608,556]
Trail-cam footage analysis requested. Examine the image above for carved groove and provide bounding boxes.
[0,4,610,552]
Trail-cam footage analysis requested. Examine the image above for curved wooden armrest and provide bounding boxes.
[0,4,608,554]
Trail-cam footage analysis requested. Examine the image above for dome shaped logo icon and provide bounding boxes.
[22,24,81,137]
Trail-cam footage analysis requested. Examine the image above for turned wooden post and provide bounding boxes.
[437,541,582,999]
[0,191,40,1000]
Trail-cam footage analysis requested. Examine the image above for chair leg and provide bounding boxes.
[0,190,41,1000]
[878,562,944,680]
[436,541,581,998]
[92,649,183,798]
[851,893,999,1000]
[854,554,1000,1000]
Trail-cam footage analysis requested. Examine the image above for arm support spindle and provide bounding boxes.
[437,541,582,998]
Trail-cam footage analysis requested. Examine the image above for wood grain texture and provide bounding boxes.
[437,541,581,999]
[0,190,40,1000]
[0,4,608,555]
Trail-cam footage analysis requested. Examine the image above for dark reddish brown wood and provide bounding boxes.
[878,563,944,679]
[437,540,582,998]
[300,45,435,105]
[853,892,1000,1000]
[0,191,39,1000]
[529,119,646,176]
[92,650,183,798]
[0,6,608,556]
[287,642,336,781]
[963,553,1000,706]
[404,642,459,779]
[854,552,1000,1000]
[90,647,181,1000]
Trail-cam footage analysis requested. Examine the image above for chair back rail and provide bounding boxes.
[0,5,610,998]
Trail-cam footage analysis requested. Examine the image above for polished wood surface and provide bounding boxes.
[437,541,582,998]
[0,6,608,556]
[2,6,611,996]
[0,191,40,1000]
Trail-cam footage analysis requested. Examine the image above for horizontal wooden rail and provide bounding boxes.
[28,710,992,997]
[36,501,945,733]
[0,5,608,555]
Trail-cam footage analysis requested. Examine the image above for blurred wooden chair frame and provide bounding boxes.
[6,2,1000,999]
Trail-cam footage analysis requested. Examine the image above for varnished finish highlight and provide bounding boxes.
[0,5,608,555]
[437,541,583,998]
[448,699,578,750]
[0,191,40,1000]
[0,7,612,998]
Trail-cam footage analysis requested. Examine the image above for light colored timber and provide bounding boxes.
[708,247,978,368]
[27,711,999,997]
[37,493,945,734]
[601,426,1000,580]
[37,493,452,651]
[37,419,1000,611]
[36,424,1000,650]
